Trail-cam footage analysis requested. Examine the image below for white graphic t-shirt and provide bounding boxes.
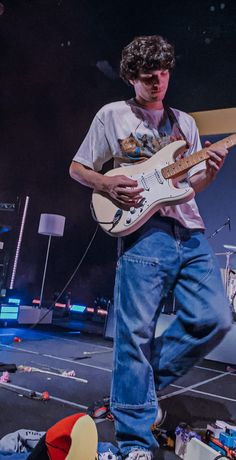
[73,99,206,229]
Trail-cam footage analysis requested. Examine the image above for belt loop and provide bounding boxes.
[117,237,124,258]
[174,222,181,241]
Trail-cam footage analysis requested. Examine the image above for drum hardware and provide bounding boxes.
[232,292,236,321]
[208,217,232,294]
[223,245,236,301]
[223,244,236,252]
[216,245,236,320]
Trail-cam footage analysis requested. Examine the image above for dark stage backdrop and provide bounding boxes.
[0,0,235,305]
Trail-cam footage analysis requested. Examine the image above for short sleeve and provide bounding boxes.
[186,117,206,179]
[72,114,113,172]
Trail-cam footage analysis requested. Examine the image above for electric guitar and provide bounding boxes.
[91,135,236,237]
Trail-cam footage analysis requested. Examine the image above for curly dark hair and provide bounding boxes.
[120,35,175,83]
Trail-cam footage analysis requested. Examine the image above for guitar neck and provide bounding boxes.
[162,134,236,179]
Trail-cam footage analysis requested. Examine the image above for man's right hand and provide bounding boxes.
[98,174,144,208]
[69,162,144,208]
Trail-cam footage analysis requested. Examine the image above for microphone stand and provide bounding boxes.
[207,218,230,240]
[208,218,232,295]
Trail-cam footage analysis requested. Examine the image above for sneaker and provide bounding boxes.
[125,450,152,460]
[98,451,117,459]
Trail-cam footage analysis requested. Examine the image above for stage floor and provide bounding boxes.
[0,323,236,459]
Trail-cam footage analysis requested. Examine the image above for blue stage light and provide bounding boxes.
[8,298,21,305]
[0,304,19,320]
[1,306,19,313]
[0,312,18,320]
[70,304,86,313]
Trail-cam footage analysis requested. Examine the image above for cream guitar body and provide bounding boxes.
[91,135,236,237]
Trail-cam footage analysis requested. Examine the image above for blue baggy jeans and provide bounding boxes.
[110,215,232,458]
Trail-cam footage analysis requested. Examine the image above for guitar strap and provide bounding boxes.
[165,105,190,148]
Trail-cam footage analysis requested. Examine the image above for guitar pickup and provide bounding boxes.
[141,176,150,191]
[154,169,164,184]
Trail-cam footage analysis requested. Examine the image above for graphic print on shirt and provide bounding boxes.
[118,133,146,161]
[118,129,185,163]
[116,103,189,164]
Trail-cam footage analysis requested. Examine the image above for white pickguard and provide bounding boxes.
[121,169,192,229]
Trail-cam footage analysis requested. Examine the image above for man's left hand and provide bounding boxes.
[205,140,228,179]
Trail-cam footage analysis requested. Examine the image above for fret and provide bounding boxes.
[162,134,236,180]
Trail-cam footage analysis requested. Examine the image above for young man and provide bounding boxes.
[70,35,232,460]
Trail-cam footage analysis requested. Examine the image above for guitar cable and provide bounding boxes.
[90,201,123,232]
[28,225,99,329]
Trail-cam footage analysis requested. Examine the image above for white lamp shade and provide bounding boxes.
[38,213,65,237]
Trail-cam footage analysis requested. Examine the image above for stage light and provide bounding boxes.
[10,196,30,290]
[0,304,19,320]
[70,304,86,313]
[8,298,21,305]
[97,308,108,316]
[54,302,66,308]
[32,299,40,305]
[66,331,81,335]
